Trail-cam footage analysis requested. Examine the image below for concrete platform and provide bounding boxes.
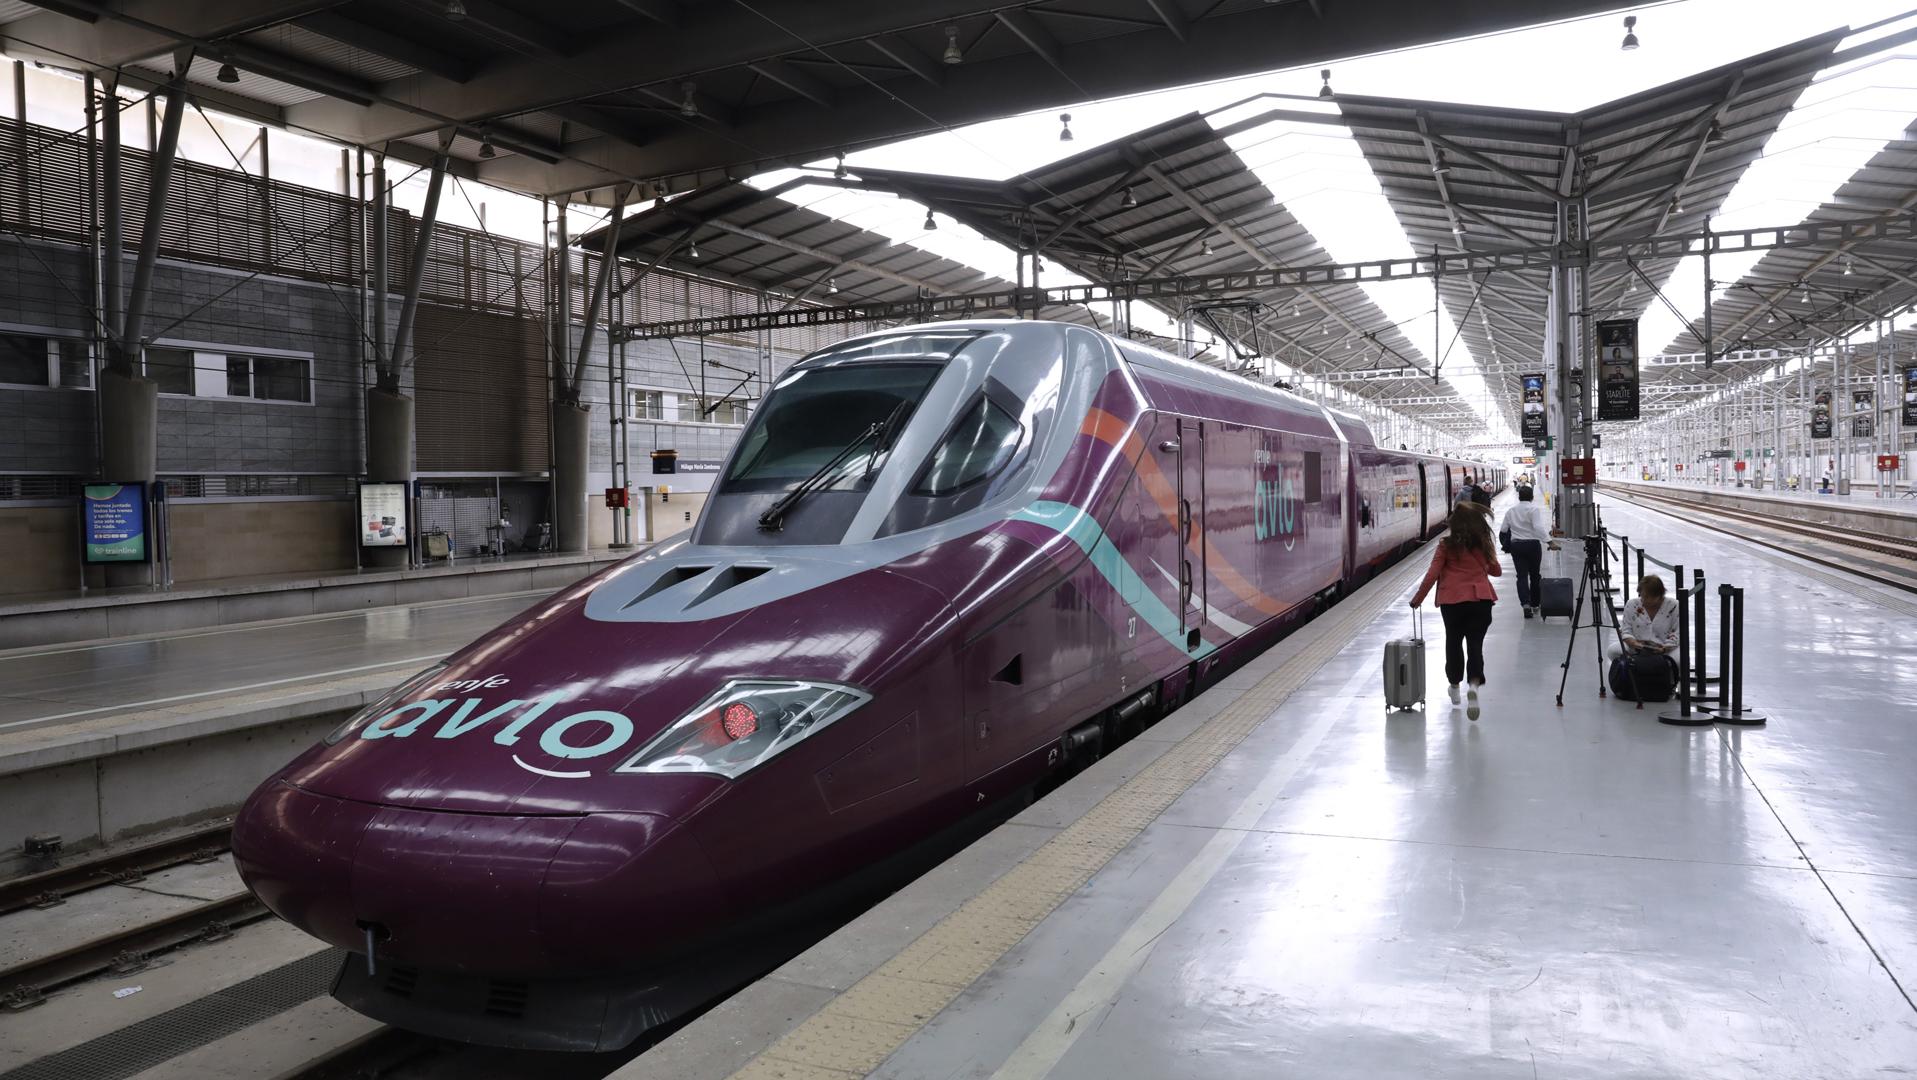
[1611,477,1917,538]
[0,547,634,649]
[626,497,1917,1079]
[0,587,567,875]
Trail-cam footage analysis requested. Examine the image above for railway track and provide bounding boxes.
[1604,486,1917,593]
[0,891,270,1011]
[0,820,233,916]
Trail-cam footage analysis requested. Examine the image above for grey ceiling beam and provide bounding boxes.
[439,0,573,58]
[1421,130,1565,205]
[868,35,941,87]
[298,11,476,83]
[1141,0,1189,41]
[610,0,678,27]
[749,58,834,108]
[994,10,1069,82]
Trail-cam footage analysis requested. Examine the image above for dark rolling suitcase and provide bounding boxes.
[1384,610,1425,710]
[1539,576,1573,620]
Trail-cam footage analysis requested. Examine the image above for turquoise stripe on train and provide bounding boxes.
[1008,501,1216,659]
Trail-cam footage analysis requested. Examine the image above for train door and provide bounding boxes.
[1417,462,1428,537]
[1174,417,1206,650]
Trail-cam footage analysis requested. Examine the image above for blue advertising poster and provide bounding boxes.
[82,483,148,563]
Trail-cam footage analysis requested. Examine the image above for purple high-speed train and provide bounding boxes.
[233,320,1502,1049]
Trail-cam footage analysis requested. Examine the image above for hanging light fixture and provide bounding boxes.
[833,153,846,180]
[1620,15,1639,51]
[1121,186,1137,209]
[1293,301,1301,317]
[942,25,963,65]
[1845,257,1855,275]
[923,208,937,231]
[1317,69,1333,100]
[679,83,699,119]
[687,237,700,259]
[1706,119,1725,144]
[1201,237,1213,256]
[1766,310,1775,324]
[1058,113,1073,142]
[1433,149,1451,175]
[478,137,495,159]
[828,277,838,294]
[1322,323,1330,337]
[445,0,467,19]
[216,61,241,84]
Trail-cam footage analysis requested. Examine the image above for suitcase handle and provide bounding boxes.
[1411,607,1423,642]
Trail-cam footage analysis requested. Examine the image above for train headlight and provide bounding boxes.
[615,679,871,780]
[322,664,449,745]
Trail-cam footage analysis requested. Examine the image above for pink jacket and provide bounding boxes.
[1411,542,1502,607]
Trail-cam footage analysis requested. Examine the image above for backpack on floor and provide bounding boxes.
[1609,651,1678,703]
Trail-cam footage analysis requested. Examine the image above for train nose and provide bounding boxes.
[234,782,726,977]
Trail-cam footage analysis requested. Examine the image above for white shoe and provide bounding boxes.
[1466,686,1481,721]
[1448,684,1461,705]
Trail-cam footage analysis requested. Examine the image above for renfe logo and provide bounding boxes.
[359,692,634,779]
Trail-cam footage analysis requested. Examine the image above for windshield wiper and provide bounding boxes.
[757,401,910,532]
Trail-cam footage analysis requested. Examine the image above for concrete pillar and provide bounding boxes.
[552,402,590,552]
[364,387,413,568]
[98,367,157,586]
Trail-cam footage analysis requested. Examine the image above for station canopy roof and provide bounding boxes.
[590,18,1917,440]
[0,0,1627,198]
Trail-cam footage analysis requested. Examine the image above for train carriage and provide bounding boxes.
[232,320,1502,1050]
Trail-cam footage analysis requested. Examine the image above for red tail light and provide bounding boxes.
[721,702,758,741]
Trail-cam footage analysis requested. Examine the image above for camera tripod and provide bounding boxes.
[1555,533,1623,707]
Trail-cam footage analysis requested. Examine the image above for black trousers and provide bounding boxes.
[1510,539,1543,608]
[1439,600,1495,686]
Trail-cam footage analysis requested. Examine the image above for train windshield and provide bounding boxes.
[723,362,941,494]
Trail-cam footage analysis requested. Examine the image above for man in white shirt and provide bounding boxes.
[1500,485,1553,617]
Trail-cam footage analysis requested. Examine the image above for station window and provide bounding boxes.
[629,389,665,420]
[0,333,90,388]
[248,356,311,402]
[143,347,195,395]
[630,389,750,426]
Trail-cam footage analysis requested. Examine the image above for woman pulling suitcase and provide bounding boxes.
[1410,506,1502,720]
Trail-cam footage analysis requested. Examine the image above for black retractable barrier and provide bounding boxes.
[1689,569,1722,705]
[1658,583,1711,726]
[1708,586,1767,725]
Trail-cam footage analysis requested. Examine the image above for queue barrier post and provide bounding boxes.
[1712,586,1767,725]
[1689,569,1722,704]
[1658,584,1710,726]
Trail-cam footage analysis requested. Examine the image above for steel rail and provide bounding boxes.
[0,892,267,1008]
[0,821,232,916]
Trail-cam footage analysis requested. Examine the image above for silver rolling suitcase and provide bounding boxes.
[1384,609,1425,710]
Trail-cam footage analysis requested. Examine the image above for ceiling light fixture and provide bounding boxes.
[828,277,838,294]
[1317,68,1333,100]
[478,137,495,159]
[1433,149,1451,175]
[1201,237,1213,256]
[679,83,699,119]
[1122,186,1137,209]
[1706,119,1725,144]
[1058,113,1073,142]
[1620,15,1639,51]
[216,61,240,84]
[687,237,700,259]
[1845,257,1854,275]
[923,208,937,231]
[833,153,846,180]
[445,0,467,20]
[942,25,963,65]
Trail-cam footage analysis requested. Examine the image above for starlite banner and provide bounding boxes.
[1904,367,1917,428]
[1852,389,1874,439]
[1595,318,1639,421]
[1811,386,1833,439]
[1520,372,1546,441]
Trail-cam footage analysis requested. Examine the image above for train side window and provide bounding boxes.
[913,396,1023,496]
[1303,451,1323,503]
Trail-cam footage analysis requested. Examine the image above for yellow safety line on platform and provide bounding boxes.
[726,551,1432,1080]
